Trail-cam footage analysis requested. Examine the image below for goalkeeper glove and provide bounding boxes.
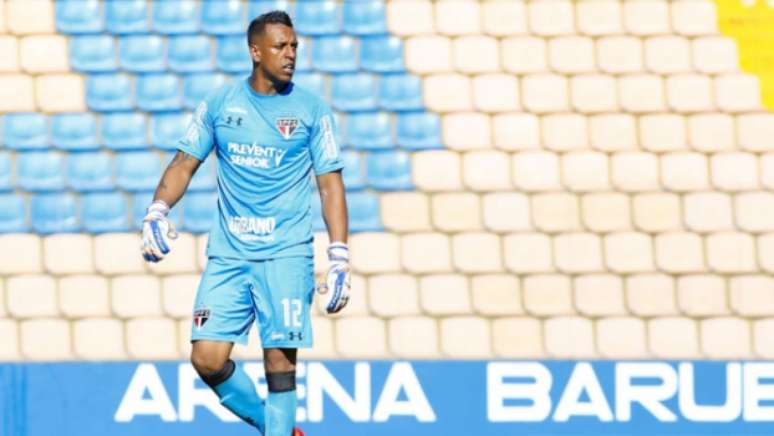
[318,242,351,314]
[140,200,178,263]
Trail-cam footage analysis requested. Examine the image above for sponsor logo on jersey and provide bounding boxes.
[225,115,242,126]
[227,215,276,242]
[270,332,285,341]
[193,307,210,330]
[227,142,287,169]
[275,116,299,140]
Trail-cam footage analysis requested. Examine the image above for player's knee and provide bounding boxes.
[266,370,296,393]
[190,348,229,377]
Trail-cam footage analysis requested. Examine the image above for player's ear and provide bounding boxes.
[249,42,261,63]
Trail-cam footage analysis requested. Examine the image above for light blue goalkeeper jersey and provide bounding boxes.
[178,78,343,260]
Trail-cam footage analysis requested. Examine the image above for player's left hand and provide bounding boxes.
[140,200,178,263]
[317,242,351,314]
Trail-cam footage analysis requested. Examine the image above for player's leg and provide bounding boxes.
[263,347,298,436]
[190,257,267,432]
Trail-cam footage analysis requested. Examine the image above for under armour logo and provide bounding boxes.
[226,116,242,126]
[289,332,303,341]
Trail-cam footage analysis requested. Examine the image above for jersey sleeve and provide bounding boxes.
[309,101,344,175]
[178,92,219,161]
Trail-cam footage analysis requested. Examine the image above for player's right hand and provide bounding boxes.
[140,200,178,263]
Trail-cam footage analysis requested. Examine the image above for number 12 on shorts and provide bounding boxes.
[281,298,302,328]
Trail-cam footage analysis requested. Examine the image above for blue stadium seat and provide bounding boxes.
[182,191,217,233]
[69,35,118,73]
[151,112,189,151]
[341,150,365,191]
[168,35,215,73]
[136,73,183,112]
[396,112,443,150]
[52,113,99,151]
[296,37,312,72]
[248,0,294,19]
[216,36,251,74]
[116,151,161,192]
[189,157,216,191]
[16,152,65,192]
[348,191,382,232]
[202,0,245,35]
[293,72,326,99]
[0,194,27,233]
[0,152,11,191]
[66,151,114,192]
[312,36,358,73]
[152,0,200,34]
[184,73,227,109]
[3,113,48,150]
[345,112,392,150]
[379,73,423,111]
[132,192,182,229]
[360,36,404,73]
[295,0,341,36]
[101,112,147,150]
[310,192,326,232]
[31,193,79,234]
[106,0,149,34]
[119,34,166,73]
[343,0,387,35]
[56,0,104,34]
[366,150,413,191]
[331,73,378,112]
[82,192,129,233]
[86,73,134,112]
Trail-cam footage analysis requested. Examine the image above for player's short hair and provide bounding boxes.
[247,10,294,44]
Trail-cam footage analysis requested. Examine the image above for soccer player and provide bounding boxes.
[139,11,350,436]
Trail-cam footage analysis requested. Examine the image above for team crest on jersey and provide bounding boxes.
[275,117,299,140]
[193,307,210,330]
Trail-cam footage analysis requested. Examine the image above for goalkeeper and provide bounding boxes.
[140,11,349,436]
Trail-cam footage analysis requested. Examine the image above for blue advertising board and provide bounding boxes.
[1,360,773,436]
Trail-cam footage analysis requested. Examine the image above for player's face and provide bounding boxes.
[251,23,298,84]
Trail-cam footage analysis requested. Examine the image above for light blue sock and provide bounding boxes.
[209,361,266,433]
[265,390,297,436]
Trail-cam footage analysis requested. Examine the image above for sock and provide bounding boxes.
[265,371,297,436]
[204,360,266,433]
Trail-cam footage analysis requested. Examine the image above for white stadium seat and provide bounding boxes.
[660,152,710,192]
[368,274,420,317]
[442,112,491,150]
[737,114,774,152]
[43,234,94,274]
[553,232,604,273]
[729,275,774,316]
[523,274,574,316]
[501,36,547,73]
[683,192,734,232]
[596,317,648,358]
[521,74,569,113]
[453,36,499,73]
[405,36,452,74]
[435,0,481,36]
[431,192,482,232]
[419,274,472,315]
[111,275,163,318]
[388,316,439,358]
[527,0,575,36]
[126,317,179,359]
[582,193,631,232]
[541,113,588,151]
[688,113,735,152]
[692,37,738,73]
[493,113,540,150]
[531,192,581,232]
[644,36,691,73]
[655,232,706,273]
[0,234,42,274]
[596,36,643,74]
[0,320,20,360]
[470,274,523,315]
[735,192,774,232]
[463,150,511,191]
[386,0,435,36]
[147,233,198,274]
[626,274,678,317]
[548,36,595,74]
[380,192,432,232]
[0,74,35,111]
[36,74,86,113]
[7,0,55,34]
[639,113,687,152]
[94,233,146,274]
[7,275,57,318]
[400,232,452,273]
[492,317,544,358]
[590,114,637,151]
[622,0,671,36]
[571,74,619,113]
[473,74,520,112]
[574,274,626,316]
[604,232,655,273]
[666,74,714,113]
[412,150,462,192]
[482,192,531,232]
[503,233,553,273]
[677,275,729,316]
[350,232,400,273]
[451,232,502,273]
[336,316,388,358]
[715,74,762,112]
[701,317,751,358]
[706,232,757,274]
[753,319,774,358]
[511,151,562,192]
[302,316,336,359]
[161,274,199,318]
[19,35,69,73]
[711,152,759,191]
[482,0,528,36]
[560,151,610,192]
[576,0,623,36]
[21,318,72,360]
[544,316,595,358]
[648,317,700,358]
[423,73,472,112]
[0,36,19,72]
[671,0,718,36]
[618,74,666,113]
[59,275,111,318]
[73,318,126,360]
[632,193,682,232]
[440,316,491,358]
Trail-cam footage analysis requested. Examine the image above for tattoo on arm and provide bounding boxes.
[168,151,197,168]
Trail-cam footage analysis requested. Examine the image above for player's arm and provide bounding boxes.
[153,151,202,208]
[316,170,348,244]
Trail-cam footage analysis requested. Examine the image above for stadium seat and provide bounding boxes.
[3,113,48,150]
[183,73,227,109]
[248,0,294,19]
[0,153,10,191]
[432,192,481,232]
[216,35,252,73]
[348,191,382,232]
[0,194,26,233]
[119,34,166,73]
[151,0,200,34]
[396,112,442,150]
[86,73,134,112]
[30,193,79,234]
[51,113,98,151]
[293,72,326,98]
[100,112,146,150]
[201,0,245,35]
[379,74,423,111]
[81,192,129,233]
[69,35,118,73]
[295,0,341,36]
[116,151,162,192]
[136,73,183,112]
[66,151,114,192]
[360,36,404,73]
[106,0,149,34]
[331,73,378,112]
[312,36,358,73]
[345,112,392,150]
[343,0,387,35]
[341,150,366,190]
[366,151,413,191]
[188,157,216,191]
[182,191,217,233]
[17,152,65,192]
[56,0,104,34]
[151,112,189,151]
[132,192,182,230]
[168,35,215,73]
[296,37,313,72]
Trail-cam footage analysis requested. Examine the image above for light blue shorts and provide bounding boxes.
[190,256,314,349]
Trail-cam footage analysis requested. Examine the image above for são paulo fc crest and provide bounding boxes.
[275,117,299,140]
[193,307,210,330]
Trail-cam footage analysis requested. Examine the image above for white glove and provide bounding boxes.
[317,242,351,314]
[140,200,178,263]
